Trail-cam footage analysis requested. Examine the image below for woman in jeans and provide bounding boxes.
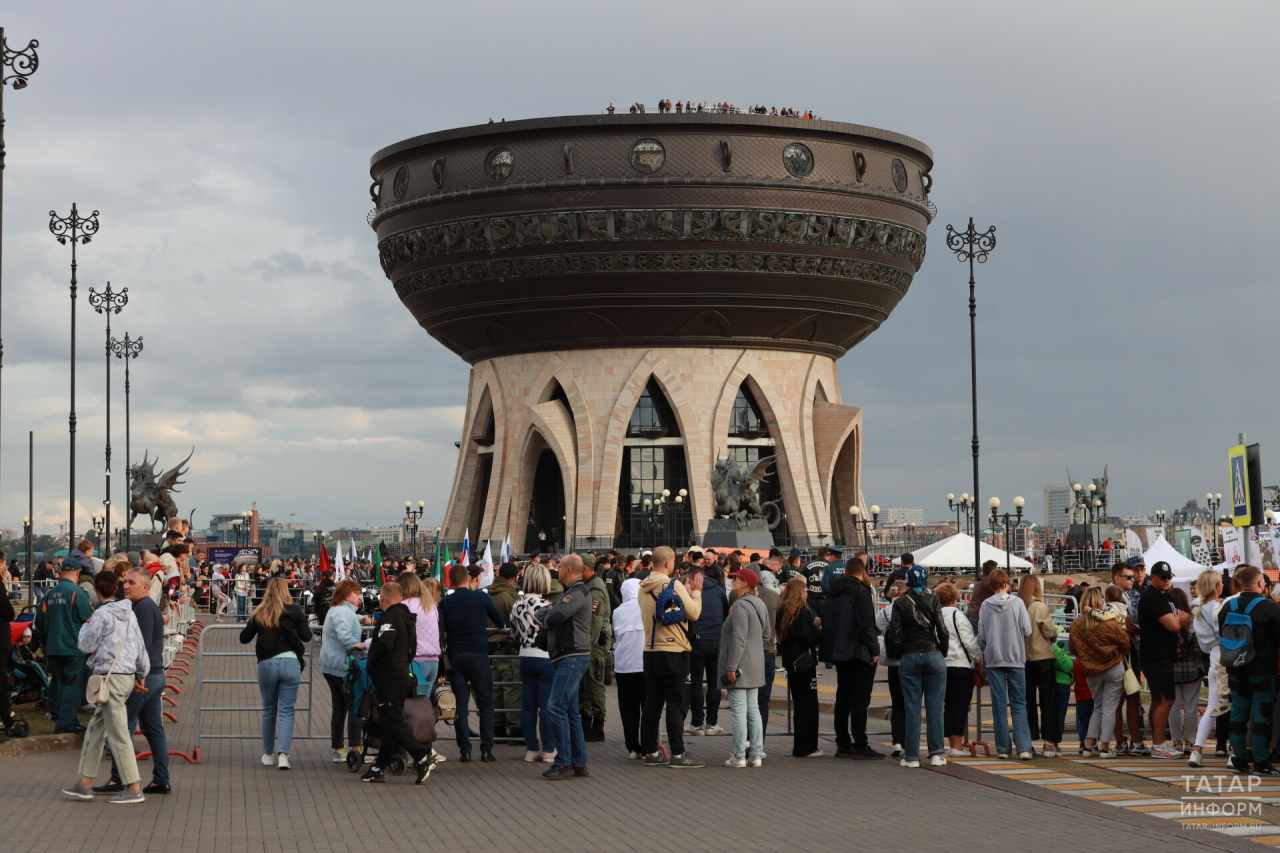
[61,570,151,804]
[888,566,949,768]
[936,582,982,757]
[1069,587,1129,757]
[398,573,441,686]
[875,581,908,756]
[718,567,769,767]
[1189,569,1225,768]
[978,568,1034,760]
[239,577,312,769]
[1168,587,1203,754]
[233,565,252,622]
[507,564,556,764]
[1018,575,1061,756]
[776,577,822,758]
[319,579,364,763]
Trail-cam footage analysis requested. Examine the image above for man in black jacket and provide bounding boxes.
[821,556,883,759]
[1219,566,1280,775]
[541,554,593,780]
[361,582,435,784]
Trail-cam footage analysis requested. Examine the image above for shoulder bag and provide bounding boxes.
[85,620,130,705]
[950,610,986,688]
[1122,652,1142,695]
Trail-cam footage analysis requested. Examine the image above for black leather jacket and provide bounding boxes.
[888,590,949,657]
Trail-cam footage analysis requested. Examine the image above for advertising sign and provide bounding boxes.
[1221,527,1246,565]
[209,546,261,566]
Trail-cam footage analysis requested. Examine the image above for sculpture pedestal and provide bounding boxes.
[701,518,775,552]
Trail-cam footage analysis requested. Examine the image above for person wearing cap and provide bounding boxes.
[718,567,769,767]
[577,554,613,743]
[889,566,949,767]
[820,555,884,759]
[819,545,846,594]
[1217,566,1280,775]
[34,559,95,733]
[487,561,523,740]
[1139,561,1193,759]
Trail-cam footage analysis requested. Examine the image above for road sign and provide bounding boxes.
[1230,444,1251,526]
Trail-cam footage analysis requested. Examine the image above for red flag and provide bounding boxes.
[318,540,332,578]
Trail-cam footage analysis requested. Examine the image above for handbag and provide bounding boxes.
[85,621,130,705]
[950,611,986,688]
[1122,653,1142,695]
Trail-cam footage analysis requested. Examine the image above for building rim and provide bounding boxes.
[370,112,934,176]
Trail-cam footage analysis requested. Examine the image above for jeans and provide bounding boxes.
[47,654,89,732]
[235,594,248,621]
[688,639,721,726]
[886,666,905,746]
[1076,698,1095,745]
[548,654,589,767]
[729,687,763,759]
[78,674,140,785]
[257,657,301,755]
[1229,673,1276,762]
[899,651,946,761]
[324,673,361,750]
[449,652,495,755]
[759,652,776,735]
[519,656,556,754]
[988,666,1033,756]
[641,651,691,756]
[1085,663,1124,745]
[109,671,169,786]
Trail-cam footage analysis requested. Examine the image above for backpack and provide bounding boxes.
[649,580,687,649]
[1221,596,1263,670]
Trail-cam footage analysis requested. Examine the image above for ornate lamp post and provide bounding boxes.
[404,500,423,560]
[1,31,39,527]
[91,511,104,549]
[109,332,142,548]
[988,496,1025,574]
[848,504,880,552]
[946,217,997,577]
[232,515,246,547]
[947,493,975,536]
[648,488,686,545]
[88,282,127,554]
[49,203,100,545]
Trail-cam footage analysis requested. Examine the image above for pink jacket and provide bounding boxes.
[404,596,441,661]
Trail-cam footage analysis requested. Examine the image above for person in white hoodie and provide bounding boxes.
[61,570,151,804]
[1189,569,1226,768]
[612,577,646,759]
[937,582,982,757]
[977,568,1034,760]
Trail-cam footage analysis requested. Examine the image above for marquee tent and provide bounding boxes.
[892,533,1034,571]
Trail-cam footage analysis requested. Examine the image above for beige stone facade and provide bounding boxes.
[442,346,865,551]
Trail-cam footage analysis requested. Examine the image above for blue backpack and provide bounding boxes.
[649,580,687,648]
[1221,596,1262,669]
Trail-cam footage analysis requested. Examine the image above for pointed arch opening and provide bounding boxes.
[729,381,769,439]
[617,376,690,548]
[540,378,576,425]
[465,388,497,538]
[628,377,680,439]
[522,434,568,553]
[726,376,790,546]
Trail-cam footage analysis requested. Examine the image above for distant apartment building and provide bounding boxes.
[1044,485,1072,529]
[878,507,924,527]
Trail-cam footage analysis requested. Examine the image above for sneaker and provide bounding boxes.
[1229,756,1252,775]
[261,754,274,766]
[1018,752,1034,761]
[668,754,704,768]
[524,750,542,763]
[703,724,723,736]
[748,756,763,767]
[725,756,747,768]
[572,766,590,777]
[542,765,575,780]
[930,754,947,767]
[361,767,385,783]
[851,746,885,760]
[1188,750,1204,768]
[997,753,1010,760]
[1255,762,1280,777]
[91,782,125,794]
[332,748,347,764]
[108,789,146,805]
[799,750,824,758]
[684,722,699,734]
[643,752,669,766]
[1098,749,1117,759]
[364,752,376,764]
[414,757,437,785]
[432,750,446,763]
[900,758,921,768]
[1215,746,1229,758]
[541,750,557,764]
[628,751,641,760]
[277,753,291,770]
[1081,748,1099,758]
[890,743,904,758]
[834,746,856,759]
[61,782,94,801]
[948,748,969,757]
[1130,742,1151,757]
[1152,742,1181,760]
[1115,741,1130,756]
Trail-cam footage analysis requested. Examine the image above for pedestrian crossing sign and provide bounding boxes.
[1229,444,1251,526]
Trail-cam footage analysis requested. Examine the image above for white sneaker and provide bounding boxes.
[930,754,947,767]
[261,754,274,766]
[1081,748,1099,758]
[900,758,921,768]
[1188,749,1204,768]
[997,753,1010,760]
[628,751,640,760]
[431,750,446,763]
[277,753,290,770]
[802,750,824,758]
[684,723,699,734]
[1018,752,1034,761]
[1098,748,1117,759]
[524,750,542,763]
[748,756,763,767]
[332,748,347,763]
[541,750,557,764]
[1153,742,1182,760]
[890,743,904,758]
[725,756,747,767]
[703,724,723,736]
[947,748,969,757]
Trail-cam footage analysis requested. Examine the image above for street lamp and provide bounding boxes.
[49,203,100,545]
[88,282,127,554]
[946,217,997,576]
[404,500,424,560]
[948,493,975,536]
[109,332,143,548]
[22,515,31,605]
[231,516,244,547]
[1,30,40,531]
[848,504,880,551]
[989,496,1025,574]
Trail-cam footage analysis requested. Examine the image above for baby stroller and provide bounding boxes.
[7,620,44,736]
[344,657,437,774]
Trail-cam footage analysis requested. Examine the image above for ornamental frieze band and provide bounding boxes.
[392,250,914,299]
[378,208,927,275]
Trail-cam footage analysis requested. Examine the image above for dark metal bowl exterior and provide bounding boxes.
[370,114,934,364]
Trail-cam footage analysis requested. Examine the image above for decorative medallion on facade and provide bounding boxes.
[629,138,666,173]
[392,166,409,200]
[484,147,514,182]
[891,158,909,192]
[782,142,815,177]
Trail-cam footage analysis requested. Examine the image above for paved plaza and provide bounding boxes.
[0,623,1275,853]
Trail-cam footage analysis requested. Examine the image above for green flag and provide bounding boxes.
[437,541,450,581]
[373,541,384,587]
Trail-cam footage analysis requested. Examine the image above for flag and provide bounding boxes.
[500,533,511,565]
[479,540,494,588]
[349,539,358,565]
[438,541,451,581]
[334,540,346,582]
[317,538,332,579]
[460,528,470,567]
[364,549,372,563]
[373,542,384,587]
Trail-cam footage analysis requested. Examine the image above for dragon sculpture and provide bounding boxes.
[711,450,784,530]
[128,449,193,531]
[1065,464,1108,524]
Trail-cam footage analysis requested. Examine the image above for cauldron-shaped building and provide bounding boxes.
[369,113,934,551]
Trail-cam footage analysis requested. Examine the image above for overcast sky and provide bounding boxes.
[2,1,1277,537]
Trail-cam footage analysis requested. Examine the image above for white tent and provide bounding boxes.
[892,532,1033,571]
[1141,538,1205,593]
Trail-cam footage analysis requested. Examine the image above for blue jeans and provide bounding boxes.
[899,651,946,761]
[548,654,590,767]
[448,652,495,755]
[729,687,763,759]
[235,594,248,621]
[519,656,556,754]
[109,671,170,786]
[257,657,301,755]
[987,665,1033,756]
